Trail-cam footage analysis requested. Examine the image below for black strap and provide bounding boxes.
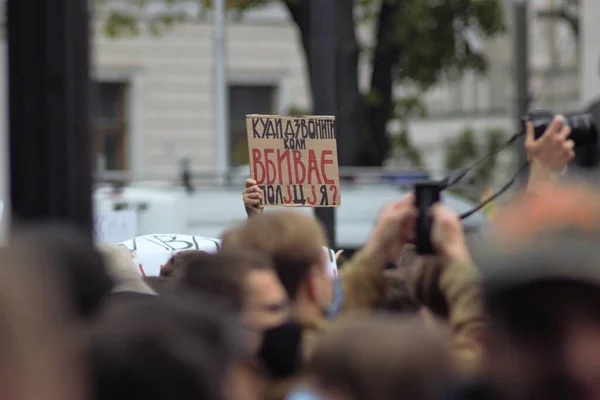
[437,131,526,220]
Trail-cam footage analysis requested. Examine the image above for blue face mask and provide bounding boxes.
[326,278,344,319]
[285,388,325,400]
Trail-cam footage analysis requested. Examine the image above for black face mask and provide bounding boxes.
[258,320,303,379]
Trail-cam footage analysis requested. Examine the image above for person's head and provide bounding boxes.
[88,293,243,400]
[491,182,600,247]
[237,250,289,334]
[378,268,419,313]
[408,254,450,321]
[160,250,199,278]
[482,237,600,400]
[168,250,288,351]
[290,315,453,400]
[10,223,114,322]
[169,250,247,311]
[221,211,332,320]
[0,237,88,400]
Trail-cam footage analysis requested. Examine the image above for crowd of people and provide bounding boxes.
[3,115,600,400]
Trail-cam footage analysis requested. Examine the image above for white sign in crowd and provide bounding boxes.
[95,210,138,243]
[0,206,339,278]
[119,234,339,278]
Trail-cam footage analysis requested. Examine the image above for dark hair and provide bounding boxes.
[408,256,450,320]
[89,293,242,400]
[11,223,114,321]
[221,212,325,299]
[306,315,452,400]
[159,250,199,278]
[377,269,419,313]
[169,250,272,311]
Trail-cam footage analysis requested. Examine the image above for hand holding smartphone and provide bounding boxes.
[414,182,442,255]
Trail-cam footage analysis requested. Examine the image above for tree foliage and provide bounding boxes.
[99,0,505,167]
[444,126,507,200]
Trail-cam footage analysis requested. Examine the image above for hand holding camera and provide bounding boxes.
[366,195,416,265]
[430,204,470,264]
[413,182,469,263]
[525,114,575,175]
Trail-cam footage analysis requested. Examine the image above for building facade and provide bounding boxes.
[93,2,310,178]
[0,0,587,183]
[581,0,600,105]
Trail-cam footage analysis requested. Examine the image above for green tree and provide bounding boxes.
[100,0,505,166]
[444,126,506,200]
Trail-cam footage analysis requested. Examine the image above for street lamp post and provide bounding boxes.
[213,0,229,180]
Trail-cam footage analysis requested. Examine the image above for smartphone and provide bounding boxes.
[414,182,442,255]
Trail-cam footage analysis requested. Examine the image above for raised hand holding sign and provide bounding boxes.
[247,114,341,207]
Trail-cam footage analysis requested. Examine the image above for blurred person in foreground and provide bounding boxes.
[286,316,454,400]
[168,250,289,352]
[480,237,600,400]
[9,223,114,322]
[89,293,243,400]
[165,250,248,310]
[166,250,289,400]
[471,180,600,400]
[0,229,89,400]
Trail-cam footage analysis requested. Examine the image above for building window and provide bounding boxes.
[228,84,276,166]
[93,82,128,171]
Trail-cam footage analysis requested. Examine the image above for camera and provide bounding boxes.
[523,110,598,147]
[414,181,442,255]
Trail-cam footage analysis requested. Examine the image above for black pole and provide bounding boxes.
[514,0,530,186]
[310,0,336,248]
[7,0,94,236]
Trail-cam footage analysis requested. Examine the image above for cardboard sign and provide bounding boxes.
[119,233,339,278]
[247,114,341,207]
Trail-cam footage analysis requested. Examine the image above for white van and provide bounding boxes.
[94,180,488,250]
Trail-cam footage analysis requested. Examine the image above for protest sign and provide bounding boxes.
[119,233,339,278]
[95,210,138,243]
[119,234,222,277]
[0,205,138,244]
[324,247,338,278]
[247,114,341,207]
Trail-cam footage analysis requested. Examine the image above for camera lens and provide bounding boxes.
[524,110,598,148]
[566,113,598,147]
